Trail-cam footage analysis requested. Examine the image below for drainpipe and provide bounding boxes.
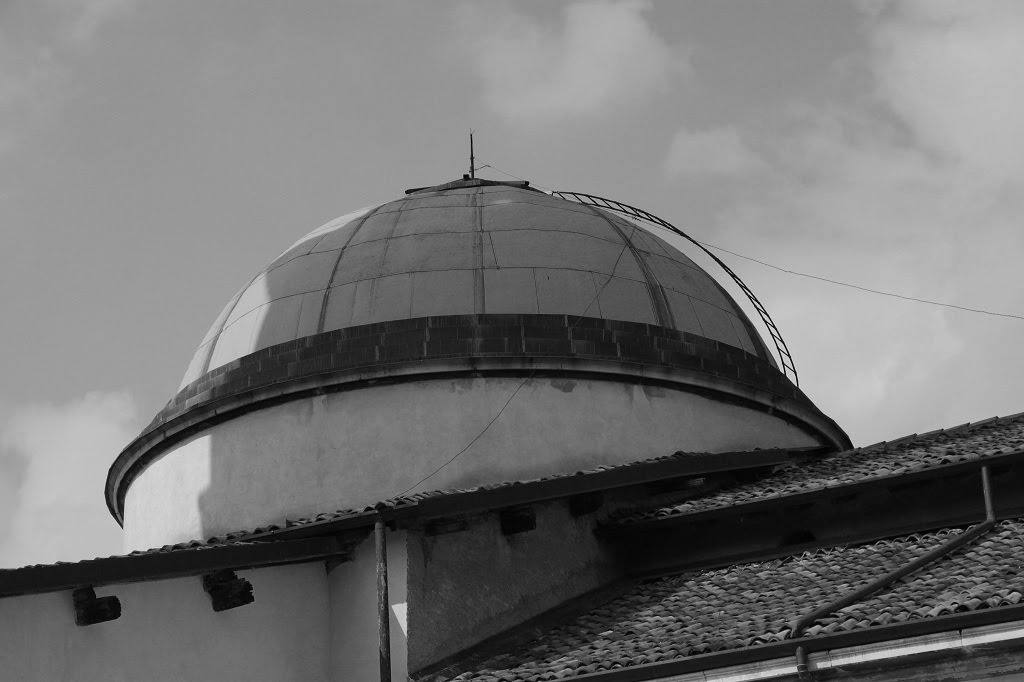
[789,465,997,680]
[375,502,392,682]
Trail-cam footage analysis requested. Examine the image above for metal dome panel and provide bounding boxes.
[179,184,773,389]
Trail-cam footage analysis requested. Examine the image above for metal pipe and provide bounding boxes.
[375,503,392,682]
[982,463,995,520]
[787,465,997,679]
[794,646,809,679]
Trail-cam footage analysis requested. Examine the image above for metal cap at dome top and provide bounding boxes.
[403,175,537,195]
[106,178,851,524]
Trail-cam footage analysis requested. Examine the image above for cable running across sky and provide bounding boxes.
[398,227,635,496]
[697,241,1024,322]
[482,161,1022,323]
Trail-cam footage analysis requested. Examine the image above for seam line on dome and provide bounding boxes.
[531,269,542,314]
[317,203,390,335]
[579,272,601,318]
[608,215,676,328]
[487,232,500,268]
[303,225,637,253]
[473,189,485,315]
[704,265,773,363]
[249,205,389,293]
[576,202,671,328]
[685,295,707,337]
[200,274,266,378]
[207,267,751,351]
[304,214,362,255]
[259,222,714,273]
[200,204,389,377]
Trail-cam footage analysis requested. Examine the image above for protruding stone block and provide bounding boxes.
[499,506,537,536]
[202,570,254,612]
[73,587,121,626]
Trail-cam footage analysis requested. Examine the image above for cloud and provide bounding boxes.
[0,0,139,154]
[460,0,688,123]
[0,391,138,568]
[661,4,1024,445]
[66,0,138,45]
[871,0,1024,187]
[664,126,765,177]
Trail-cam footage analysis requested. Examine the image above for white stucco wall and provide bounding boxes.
[407,500,618,672]
[0,563,330,682]
[124,375,819,549]
[328,531,408,682]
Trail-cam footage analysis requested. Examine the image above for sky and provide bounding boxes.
[1,0,1022,568]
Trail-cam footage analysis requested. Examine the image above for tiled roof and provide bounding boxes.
[614,412,1024,526]
[444,520,1024,681]
[816,521,1024,633]
[196,448,801,544]
[5,447,796,573]
[91,412,1019,561]
[91,411,1018,558]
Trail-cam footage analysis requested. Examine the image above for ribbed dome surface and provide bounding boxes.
[180,182,773,388]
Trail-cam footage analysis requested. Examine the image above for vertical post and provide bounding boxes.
[981,465,995,521]
[375,503,392,682]
[469,131,475,179]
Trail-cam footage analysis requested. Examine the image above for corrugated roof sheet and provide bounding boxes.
[613,412,1024,526]
[444,519,1024,681]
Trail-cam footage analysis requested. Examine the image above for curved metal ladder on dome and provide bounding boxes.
[551,191,800,386]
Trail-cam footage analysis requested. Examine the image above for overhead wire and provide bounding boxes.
[401,166,1022,496]
[480,163,1020,321]
[694,240,1024,322]
[475,161,556,193]
[398,226,635,496]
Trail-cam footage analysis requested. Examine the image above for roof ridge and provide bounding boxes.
[611,414,1024,526]
[846,412,1017,455]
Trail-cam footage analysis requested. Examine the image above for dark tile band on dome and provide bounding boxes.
[159,313,806,433]
[105,312,850,525]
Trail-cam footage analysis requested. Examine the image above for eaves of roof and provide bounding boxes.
[0,534,362,599]
[253,447,807,543]
[609,412,1024,530]
[0,446,810,598]
[604,445,1024,537]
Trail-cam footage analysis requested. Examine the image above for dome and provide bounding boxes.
[108,177,850,550]
[179,179,775,389]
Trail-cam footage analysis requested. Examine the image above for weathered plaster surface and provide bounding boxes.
[406,500,621,672]
[0,563,329,682]
[123,376,816,549]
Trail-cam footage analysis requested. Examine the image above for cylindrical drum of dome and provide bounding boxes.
[107,178,850,550]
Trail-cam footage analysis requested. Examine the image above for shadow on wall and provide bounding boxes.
[192,205,383,529]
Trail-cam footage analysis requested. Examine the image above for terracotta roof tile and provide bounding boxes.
[6,445,794,573]
[4,447,781,572]
[443,520,1024,681]
[614,413,1024,525]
